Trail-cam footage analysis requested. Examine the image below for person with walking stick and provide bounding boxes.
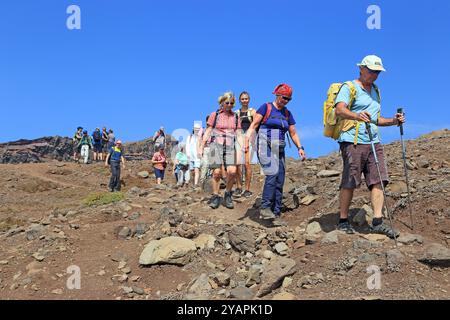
[334,55,405,239]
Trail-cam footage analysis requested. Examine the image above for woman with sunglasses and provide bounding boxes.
[199,92,243,210]
[245,84,306,226]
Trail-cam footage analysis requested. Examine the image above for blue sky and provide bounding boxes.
[1,0,449,158]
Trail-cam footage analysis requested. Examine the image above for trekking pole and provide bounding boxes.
[365,122,398,247]
[397,107,414,230]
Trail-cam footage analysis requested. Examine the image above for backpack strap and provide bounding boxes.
[262,103,272,124]
[283,107,290,121]
[338,81,359,145]
[211,109,221,129]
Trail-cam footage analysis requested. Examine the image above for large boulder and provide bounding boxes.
[317,170,340,178]
[139,236,197,266]
[228,226,256,253]
[257,256,297,297]
[418,243,450,267]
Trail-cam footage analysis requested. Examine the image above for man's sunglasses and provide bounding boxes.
[281,96,292,101]
[366,67,381,75]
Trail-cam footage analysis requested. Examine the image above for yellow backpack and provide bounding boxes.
[323,81,380,144]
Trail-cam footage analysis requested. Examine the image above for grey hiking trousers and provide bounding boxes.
[109,161,121,191]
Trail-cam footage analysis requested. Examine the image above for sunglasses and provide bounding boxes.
[366,67,381,75]
[224,102,234,105]
[281,96,292,102]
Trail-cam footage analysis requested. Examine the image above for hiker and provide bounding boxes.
[152,145,167,185]
[173,145,190,187]
[92,128,103,162]
[333,55,405,238]
[101,127,109,159]
[235,91,256,198]
[199,91,243,209]
[186,123,202,188]
[245,84,306,226]
[105,140,126,192]
[72,127,83,161]
[77,130,93,164]
[199,116,211,188]
[107,129,115,152]
[153,126,166,152]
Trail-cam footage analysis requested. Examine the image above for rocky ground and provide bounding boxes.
[0,130,449,300]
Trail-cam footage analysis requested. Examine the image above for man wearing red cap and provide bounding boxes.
[246,84,306,226]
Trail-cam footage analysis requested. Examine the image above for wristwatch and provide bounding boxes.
[298,146,305,151]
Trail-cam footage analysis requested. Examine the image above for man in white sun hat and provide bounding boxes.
[333,55,405,238]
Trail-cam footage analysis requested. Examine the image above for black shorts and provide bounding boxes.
[93,144,102,153]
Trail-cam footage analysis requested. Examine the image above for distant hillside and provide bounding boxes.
[0,135,179,164]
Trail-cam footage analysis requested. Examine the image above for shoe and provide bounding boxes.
[233,188,243,198]
[242,190,253,198]
[370,222,400,239]
[109,188,114,192]
[223,191,234,209]
[337,221,356,234]
[209,195,221,209]
[260,207,276,220]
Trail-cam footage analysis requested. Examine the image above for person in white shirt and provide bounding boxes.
[186,123,202,188]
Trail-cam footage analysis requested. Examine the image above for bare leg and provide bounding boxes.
[236,165,243,189]
[244,150,252,191]
[339,188,354,219]
[371,184,384,218]
[226,166,237,192]
[194,168,200,186]
[212,169,221,194]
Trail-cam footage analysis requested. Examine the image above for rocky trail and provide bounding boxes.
[0,130,449,300]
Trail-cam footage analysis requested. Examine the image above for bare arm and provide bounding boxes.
[288,125,306,161]
[335,102,371,122]
[104,153,110,166]
[199,126,213,157]
[378,112,405,126]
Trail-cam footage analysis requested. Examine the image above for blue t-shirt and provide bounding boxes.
[92,131,102,144]
[109,146,123,162]
[335,81,381,144]
[257,103,296,142]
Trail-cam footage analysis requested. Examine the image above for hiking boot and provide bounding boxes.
[337,221,356,234]
[209,195,221,209]
[242,190,253,198]
[370,222,400,239]
[233,188,242,198]
[223,191,234,209]
[260,207,276,220]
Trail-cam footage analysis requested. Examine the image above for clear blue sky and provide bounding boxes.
[2,0,449,158]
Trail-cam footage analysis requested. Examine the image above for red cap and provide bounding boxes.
[273,83,293,97]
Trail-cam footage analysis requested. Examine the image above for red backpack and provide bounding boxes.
[258,103,291,130]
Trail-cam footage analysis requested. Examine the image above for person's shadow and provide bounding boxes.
[310,208,372,234]
[239,198,299,228]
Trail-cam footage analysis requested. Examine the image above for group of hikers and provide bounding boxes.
[107,55,407,239]
[72,127,116,164]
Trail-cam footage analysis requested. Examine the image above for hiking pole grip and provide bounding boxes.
[365,122,373,141]
[397,108,404,136]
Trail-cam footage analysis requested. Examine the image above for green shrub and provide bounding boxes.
[83,192,124,206]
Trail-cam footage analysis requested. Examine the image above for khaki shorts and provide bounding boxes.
[208,143,236,169]
[339,142,389,190]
